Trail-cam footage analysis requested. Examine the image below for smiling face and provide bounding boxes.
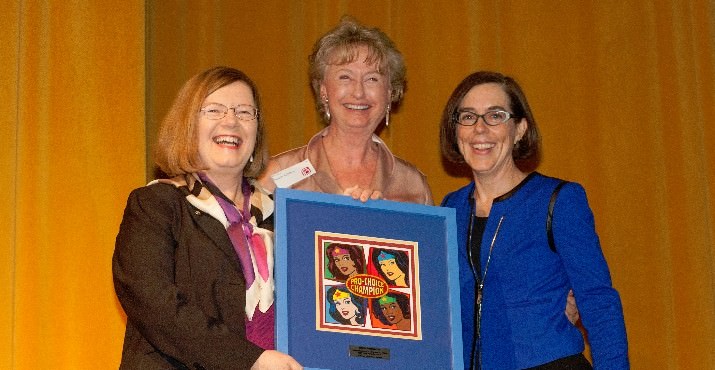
[319,45,390,133]
[456,83,527,179]
[197,81,257,179]
[333,253,357,277]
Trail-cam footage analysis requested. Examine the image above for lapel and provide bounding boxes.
[308,128,342,194]
[369,134,393,193]
[189,204,243,274]
[153,174,243,274]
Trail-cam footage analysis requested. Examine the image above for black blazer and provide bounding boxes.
[113,179,264,369]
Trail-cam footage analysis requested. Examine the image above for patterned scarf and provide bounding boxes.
[196,173,275,349]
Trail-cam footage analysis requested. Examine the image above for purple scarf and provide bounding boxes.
[197,173,274,349]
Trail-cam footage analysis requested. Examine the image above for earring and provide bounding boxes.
[385,107,391,127]
[323,97,331,121]
[249,154,254,163]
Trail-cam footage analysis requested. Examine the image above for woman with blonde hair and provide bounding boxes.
[259,16,432,205]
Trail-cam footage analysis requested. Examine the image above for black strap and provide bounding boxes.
[547,181,568,252]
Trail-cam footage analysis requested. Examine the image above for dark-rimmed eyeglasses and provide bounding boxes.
[200,103,258,121]
[454,109,514,126]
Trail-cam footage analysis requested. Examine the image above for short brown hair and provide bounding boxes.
[440,71,541,168]
[308,16,406,120]
[154,66,268,178]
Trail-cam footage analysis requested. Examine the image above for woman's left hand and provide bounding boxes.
[565,289,580,325]
[344,185,382,202]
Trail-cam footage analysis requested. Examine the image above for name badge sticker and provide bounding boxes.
[271,159,316,188]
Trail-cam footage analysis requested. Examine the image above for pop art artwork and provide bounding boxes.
[275,189,463,369]
[316,231,422,340]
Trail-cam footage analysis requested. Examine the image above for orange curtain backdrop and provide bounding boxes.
[1,1,145,369]
[0,1,20,368]
[147,1,715,368]
[1,1,713,369]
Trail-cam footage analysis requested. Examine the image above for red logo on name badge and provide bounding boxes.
[301,167,311,176]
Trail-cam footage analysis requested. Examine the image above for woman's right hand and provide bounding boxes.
[344,185,382,202]
[251,350,302,370]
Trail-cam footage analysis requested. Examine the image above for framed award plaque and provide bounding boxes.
[274,188,463,370]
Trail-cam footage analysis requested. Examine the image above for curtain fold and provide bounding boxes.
[3,1,145,368]
[0,1,20,368]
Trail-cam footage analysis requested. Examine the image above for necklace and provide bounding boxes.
[477,216,503,306]
[466,199,504,370]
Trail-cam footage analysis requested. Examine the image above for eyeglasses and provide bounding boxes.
[200,103,258,121]
[454,109,514,126]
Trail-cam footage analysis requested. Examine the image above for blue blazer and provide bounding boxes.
[441,172,628,369]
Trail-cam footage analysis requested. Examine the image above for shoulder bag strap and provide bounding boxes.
[547,181,569,252]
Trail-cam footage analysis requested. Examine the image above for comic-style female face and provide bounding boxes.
[380,300,405,325]
[333,252,357,277]
[335,296,360,322]
[379,257,405,283]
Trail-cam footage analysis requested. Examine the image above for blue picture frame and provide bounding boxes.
[275,188,463,369]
